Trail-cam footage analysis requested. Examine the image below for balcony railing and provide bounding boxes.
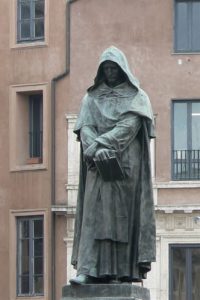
[172,150,200,180]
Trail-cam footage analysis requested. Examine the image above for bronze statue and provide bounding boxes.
[70,46,156,285]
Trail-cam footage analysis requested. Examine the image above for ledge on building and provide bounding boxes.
[153,181,200,189]
[155,205,200,214]
[51,205,76,216]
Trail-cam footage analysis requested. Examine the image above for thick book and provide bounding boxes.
[94,154,125,181]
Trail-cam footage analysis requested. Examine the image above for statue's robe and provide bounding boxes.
[71,46,156,281]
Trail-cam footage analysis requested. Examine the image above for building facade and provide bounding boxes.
[1,0,200,300]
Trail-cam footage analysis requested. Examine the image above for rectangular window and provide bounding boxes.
[174,0,200,52]
[17,0,45,43]
[172,100,200,180]
[10,84,48,171]
[17,216,44,296]
[169,244,200,300]
[29,94,43,160]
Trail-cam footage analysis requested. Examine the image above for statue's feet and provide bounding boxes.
[69,274,93,285]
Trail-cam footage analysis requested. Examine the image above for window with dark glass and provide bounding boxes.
[174,0,200,52]
[17,216,44,296]
[169,244,200,300]
[29,94,43,160]
[172,100,200,180]
[17,0,45,42]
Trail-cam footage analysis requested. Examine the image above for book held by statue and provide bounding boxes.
[94,154,124,181]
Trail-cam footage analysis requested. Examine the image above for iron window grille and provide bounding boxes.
[29,94,43,159]
[173,149,200,180]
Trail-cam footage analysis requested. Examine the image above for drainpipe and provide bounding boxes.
[50,0,78,299]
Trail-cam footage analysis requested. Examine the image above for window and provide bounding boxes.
[9,83,48,171]
[17,216,44,296]
[172,100,200,180]
[9,210,48,299]
[29,94,43,161]
[17,0,45,42]
[174,0,200,52]
[15,91,43,165]
[169,244,200,300]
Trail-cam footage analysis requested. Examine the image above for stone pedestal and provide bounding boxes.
[61,284,150,300]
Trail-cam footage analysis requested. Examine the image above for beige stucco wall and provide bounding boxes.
[159,188,200,205]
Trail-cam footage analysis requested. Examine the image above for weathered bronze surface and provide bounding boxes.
[70,46,156,285]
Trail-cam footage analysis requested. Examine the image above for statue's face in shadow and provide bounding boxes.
[102,61,124,88]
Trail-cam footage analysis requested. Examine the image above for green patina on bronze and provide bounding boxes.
[71,46,156,282]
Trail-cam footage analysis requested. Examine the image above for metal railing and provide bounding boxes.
[172,150,200,180]
[29,131,43,158]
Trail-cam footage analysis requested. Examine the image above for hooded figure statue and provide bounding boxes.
[70,46,156,285]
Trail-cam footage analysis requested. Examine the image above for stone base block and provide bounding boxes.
[61,284,150,300]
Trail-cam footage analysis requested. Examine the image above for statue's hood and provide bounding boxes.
[83,46,155,138]
[88,46,140,91]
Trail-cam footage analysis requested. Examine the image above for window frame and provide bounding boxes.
[171,99,200,180]
[9,83,48,171]
[174,0,200,53]
[10,0,49,48]
[17,216,44,297]
[169,244,200,300]
[29,93,43,161]
[9,210,49,300]
[17,0,45,43]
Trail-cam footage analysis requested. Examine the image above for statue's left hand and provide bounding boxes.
[95,148,111,160]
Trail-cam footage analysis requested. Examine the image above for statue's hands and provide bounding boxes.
[84,142,98,161]
[95,148,111,160]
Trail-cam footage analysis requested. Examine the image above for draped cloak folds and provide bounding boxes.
[71,46,156,281]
